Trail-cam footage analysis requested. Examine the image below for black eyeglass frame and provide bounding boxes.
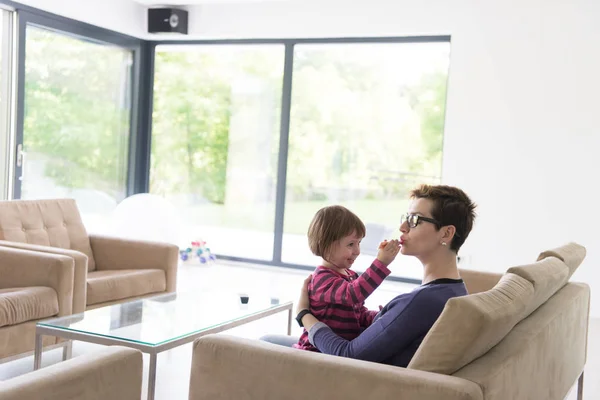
[400,213,461,238]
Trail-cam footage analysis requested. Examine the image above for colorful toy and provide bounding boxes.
[179,240,216,264]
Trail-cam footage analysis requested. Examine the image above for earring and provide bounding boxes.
[441,242,447,246]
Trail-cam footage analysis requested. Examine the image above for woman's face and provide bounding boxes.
[399,198,444,257]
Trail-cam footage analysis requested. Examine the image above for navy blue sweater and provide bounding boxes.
[308,279,467,367]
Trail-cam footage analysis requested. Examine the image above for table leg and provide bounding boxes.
[33,333,43,370]
[147,353,158,400]
[62,340,72,361]
[287,307,293,335]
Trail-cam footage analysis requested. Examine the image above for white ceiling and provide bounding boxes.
[132,0,289,4]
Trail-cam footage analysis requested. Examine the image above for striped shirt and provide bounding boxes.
[294,259,391,351]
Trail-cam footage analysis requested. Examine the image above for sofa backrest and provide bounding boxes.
[506,256,569,318]
[408,273,534,374]
[0,199,96,271]
[452,282,589,400]
[537,242,586,279]
[409,242,587,379]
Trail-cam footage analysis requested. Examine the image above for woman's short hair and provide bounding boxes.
[410,184,477,253]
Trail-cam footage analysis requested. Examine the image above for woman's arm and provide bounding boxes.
[300,288,442,363]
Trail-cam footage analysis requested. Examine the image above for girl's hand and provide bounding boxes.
[376,239,401,266]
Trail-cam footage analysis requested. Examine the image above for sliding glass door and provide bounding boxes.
[17,24,133,232]
[151,45,284,260]
[0,8,14,200]
[282,42,450,279]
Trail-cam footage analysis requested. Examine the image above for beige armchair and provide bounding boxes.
[0,346,143,400]
[0,198,179,313]
[0,246,74,360]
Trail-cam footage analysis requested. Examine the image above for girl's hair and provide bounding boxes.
[307,205,366,259]
[410,184,477,253]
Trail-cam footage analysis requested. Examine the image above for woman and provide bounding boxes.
[293,184,477,367]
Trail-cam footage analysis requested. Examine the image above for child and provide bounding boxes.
[294,205,400,351]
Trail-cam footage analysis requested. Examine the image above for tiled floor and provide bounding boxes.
[0,261,597,399]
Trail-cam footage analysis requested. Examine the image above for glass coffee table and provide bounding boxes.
[34,291,293,400]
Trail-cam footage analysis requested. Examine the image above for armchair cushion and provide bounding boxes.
[0,199,96,271]
[0,287,58,328]
[89,234,178,293]
[87,269,166,306]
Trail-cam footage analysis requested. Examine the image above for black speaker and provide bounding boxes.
[148,8,188,35]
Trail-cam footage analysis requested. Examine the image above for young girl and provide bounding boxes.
[294,205,400,351]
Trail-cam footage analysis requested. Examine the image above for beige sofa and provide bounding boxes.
[0,246,75,360]
[189,243,589,400]
[0,346,143,400]
[0,198,179,359]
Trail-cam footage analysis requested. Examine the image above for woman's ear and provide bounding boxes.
[442,225,456,241]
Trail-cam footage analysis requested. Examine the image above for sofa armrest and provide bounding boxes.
[0,346,142,400]
[189,335,483,400]
[89,234,178,292]
[0,247,74,316]
[459,268,502,294]
[0,240,88,313]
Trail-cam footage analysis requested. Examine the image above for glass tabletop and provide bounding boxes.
[37,291,292,346]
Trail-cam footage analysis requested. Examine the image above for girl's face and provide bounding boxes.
[326,231,362,270]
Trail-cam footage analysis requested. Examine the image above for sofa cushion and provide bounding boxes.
[537,242,585,279]
[0,199,96,272]
[86,269,166,306]
[408,273,534,375]
[0,287,59,328]
[507,257,569,318]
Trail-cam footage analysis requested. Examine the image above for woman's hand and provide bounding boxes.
[296,274,312,314]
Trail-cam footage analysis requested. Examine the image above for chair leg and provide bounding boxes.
[577,371,584,400]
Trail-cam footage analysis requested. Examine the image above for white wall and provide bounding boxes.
[15,0,146,38]
[177,0,600,315]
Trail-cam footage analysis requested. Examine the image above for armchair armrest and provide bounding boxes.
[189,335,483,400]
[89,234,178,292]
[0,346,142,400]
[0,240,88,313]
[459,268,502,294]
[0,247,74,316]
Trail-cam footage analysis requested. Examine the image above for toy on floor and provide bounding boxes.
[179,240,216,264]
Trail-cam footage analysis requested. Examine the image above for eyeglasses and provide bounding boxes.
[400,213,441,229]
[401,213,461,238]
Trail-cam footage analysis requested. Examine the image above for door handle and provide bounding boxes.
[16,143,26,181]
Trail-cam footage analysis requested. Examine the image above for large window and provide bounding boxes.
[151,39,450,279]
[282,42,450,279]
[20,25,133,231]
[0,9,14,200]
[151,45,284,260]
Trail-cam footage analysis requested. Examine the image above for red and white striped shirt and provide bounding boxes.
[294,259,391,351]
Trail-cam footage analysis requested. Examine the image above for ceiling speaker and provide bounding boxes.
[148,8,188,35]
